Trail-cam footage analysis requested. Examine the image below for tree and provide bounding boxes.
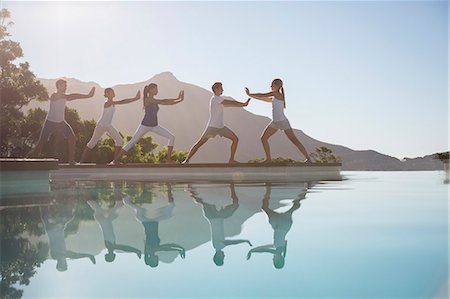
[309,146,341,163]
[0,9,48,157]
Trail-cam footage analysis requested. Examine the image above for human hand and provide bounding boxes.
[88,87,96,97]
[244,87,250,95]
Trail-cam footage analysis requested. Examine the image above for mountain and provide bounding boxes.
[28,72,444,171]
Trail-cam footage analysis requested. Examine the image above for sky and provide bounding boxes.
[2,0,448,159]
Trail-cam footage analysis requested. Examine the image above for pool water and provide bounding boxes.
[0,171,448,298]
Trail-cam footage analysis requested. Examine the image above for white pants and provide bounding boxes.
[123,124,175,152]
[87,125,123,149]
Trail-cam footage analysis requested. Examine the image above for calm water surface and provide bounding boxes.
[0,171,448,298]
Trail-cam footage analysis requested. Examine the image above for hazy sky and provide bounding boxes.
[3,1,448,159]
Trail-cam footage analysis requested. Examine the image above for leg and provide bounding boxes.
[261,125,278,162]
[115,125,150,163]
[80,147,91,163]
[149,126,175,163]
[284,129,311,161]
[221,128,239,163]
[107,126,124,164]
[67,134,76,164]
[29,121,54,157]
[182,137,210,164]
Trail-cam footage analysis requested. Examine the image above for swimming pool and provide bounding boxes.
[0,171,448,298]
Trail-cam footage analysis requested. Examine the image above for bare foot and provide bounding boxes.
[303,159,313,164]
[262,159,272,163]
[228,159,240,164]
[68,160,79,166]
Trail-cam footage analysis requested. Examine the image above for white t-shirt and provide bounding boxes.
[97,105,115,127]
[46,95,67,122]
[207,95,225,128]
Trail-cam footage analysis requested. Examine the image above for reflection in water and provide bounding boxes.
[189,183,252,266]
[1,180,315,297]
[247,183,307,269]
[40,200,96,271]
[87,183,141,262]
[123,183,186,267]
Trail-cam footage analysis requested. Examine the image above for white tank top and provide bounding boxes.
[46,96,67,122]
[97,105,115,127]
[272,97,287,122]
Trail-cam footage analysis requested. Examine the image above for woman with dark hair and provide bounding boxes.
[80,88,140,163]
[113,83,184,164]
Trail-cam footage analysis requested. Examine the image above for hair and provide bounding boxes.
[213,250,224,266]
[104,87,114,98]
[272,78,286,108]
[145,254,159,267]
[55,79,67,88]
[105,252,116,263]
[211,82,223,92]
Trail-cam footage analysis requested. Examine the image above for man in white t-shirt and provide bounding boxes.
[31,79,95,164]
[183,82,250,164]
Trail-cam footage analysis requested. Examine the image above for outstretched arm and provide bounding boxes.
[65,251,96,264]
[154,90,184,105]
[246,245,276,259]
[245,88,273,102]
[156,244,186,258]
[114,90,141,105]
[223,239,253,247]
[113,244,142,258]
[222,98,250,107]
[67,87,96,101]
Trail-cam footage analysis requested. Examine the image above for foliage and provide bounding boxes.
[434,151,449,162]
[0,9,48,157]
[309,146,341,163]
[248,157,300,163]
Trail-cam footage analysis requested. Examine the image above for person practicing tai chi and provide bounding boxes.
[245,79,311,163]
[87,184,142,263]
[80,88,141,163]
[113,83,183,164]
[31,79,95,164]
[123,184,186,268]
[182,82,250,164]
[189,183,252,266]
[246,183,306,269]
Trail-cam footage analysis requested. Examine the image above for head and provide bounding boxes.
[56,258,68,272]
[273,253,285,269]
[104,251,116,263]
[145,83,158,97]
[211,82,223,96]
[55,79,67,93]
[145,254,159,267]
[271,78,283,92]
[213,250,225,266]
[104,88,115,99]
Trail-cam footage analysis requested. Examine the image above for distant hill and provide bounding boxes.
[27,72,444,171]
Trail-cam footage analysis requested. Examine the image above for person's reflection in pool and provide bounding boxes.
[246,183,307,269]
[40,203,96,271]
[87,183,141,263]
[123,183,185,267]
[189,183,252,266]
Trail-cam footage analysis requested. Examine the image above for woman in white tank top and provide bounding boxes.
[245,78,311,163]
[80,88,140,163]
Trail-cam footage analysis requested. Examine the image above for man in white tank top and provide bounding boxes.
[31,79,95,164]
[182,82,250,164]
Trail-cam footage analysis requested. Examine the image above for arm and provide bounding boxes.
[156,244,186,258]
[65,251,96,264]
[223,239,253,247]
[222,98,250,108]
[113,90,141,105]
[67,87,96,101]
[113,244,142,257]
[245,88,274,102]
[246,245,276,259]
[151,90,184,105]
